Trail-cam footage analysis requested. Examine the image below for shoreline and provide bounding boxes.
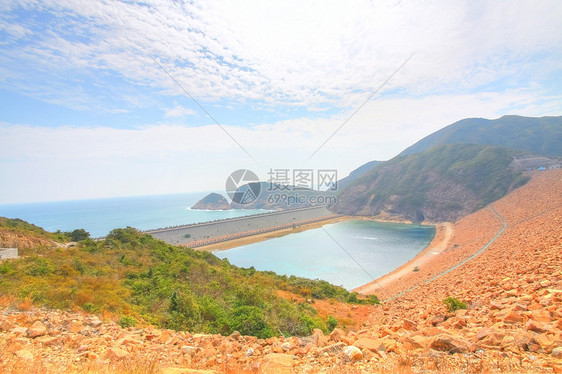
[353,221,453,294]
[196,212,452,297]
[195,215,354,252]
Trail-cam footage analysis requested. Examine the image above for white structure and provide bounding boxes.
[0,248,18,260]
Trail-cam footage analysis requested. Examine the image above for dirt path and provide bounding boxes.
[353,222,453,294]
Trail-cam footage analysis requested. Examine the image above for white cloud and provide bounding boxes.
[164,104,197,118]
[1,86,560,203]
[1,0,561,111]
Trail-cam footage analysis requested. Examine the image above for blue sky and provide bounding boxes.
[1,0,561,204]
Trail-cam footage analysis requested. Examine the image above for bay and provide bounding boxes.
[215,219,435,290]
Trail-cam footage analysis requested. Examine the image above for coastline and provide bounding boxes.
[195,215,354,252]
[353,222,453,294]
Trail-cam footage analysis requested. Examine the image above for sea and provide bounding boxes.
[0,193,435,290]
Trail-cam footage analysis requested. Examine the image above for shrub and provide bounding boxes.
[327,315,338,331]
[82,302,96,313]
[443,297,467,312]
[118,315,137,328]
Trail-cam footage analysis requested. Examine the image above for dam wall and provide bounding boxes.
[147,206,336,246]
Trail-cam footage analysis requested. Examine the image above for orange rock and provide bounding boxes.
[353,338,381,352]
[27,321,47,338]
[343,345,363,362]
[106,347,130,360]
[429,334,470,354]
[258,353,293,374]
[525,319,547,333]
[502,310,523,323]
[14,349,34,361]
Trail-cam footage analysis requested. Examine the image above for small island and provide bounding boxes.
[191,192,231,210]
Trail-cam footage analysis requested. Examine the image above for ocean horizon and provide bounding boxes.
[0,192,270,238]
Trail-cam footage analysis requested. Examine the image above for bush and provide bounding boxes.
[327,315,338,331]
[229,306,273,338]
[68,229,90,242]
[118,315,137,328]
[443,297,467,312]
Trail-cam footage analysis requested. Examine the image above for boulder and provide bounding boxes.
[27,321,47,338]
[353,338,381,352]
[343,346,363,362]
[105,347,130,360]
[429,334,470,354]
[258,353,293,374]
[14,349,34,361]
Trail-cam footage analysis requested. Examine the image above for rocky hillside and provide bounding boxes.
[400,115,562,157]
[332,144,529,222]
[1,170,560,373]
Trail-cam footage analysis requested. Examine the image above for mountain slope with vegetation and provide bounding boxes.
[0,222,378,339]
[400,115,562,157]
[332,144,528,222]
[337,160,382,191]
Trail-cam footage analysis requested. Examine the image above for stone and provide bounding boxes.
[353,337,381,352]
[429,334,470,354]
[502,310,523,323]
[105,347,130,360]
[552,347,562,359]
[525,319,547,333]
[246,347,254,357]
[258,353,293,374]
[430,315,445,326]
[27,321,47,338]
[401,318,417,331]
[343,346,363,361]
[35,336,58,346]
[329,328,345,341]
[318,342,345,355]
[14,349,34,361]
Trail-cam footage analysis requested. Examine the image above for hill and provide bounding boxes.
[191,192,231,210]
[400,115,562,157]
[332,144,529,222]
[337,160,382,191]
[0,221,378,341]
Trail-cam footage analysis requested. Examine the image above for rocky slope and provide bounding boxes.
[1,170,560,373]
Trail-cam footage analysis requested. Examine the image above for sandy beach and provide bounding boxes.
[353,222,452,294]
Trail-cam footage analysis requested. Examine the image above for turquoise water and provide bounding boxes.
[0,195,435,290]
[215,220,435,290]
[0,193,268,237]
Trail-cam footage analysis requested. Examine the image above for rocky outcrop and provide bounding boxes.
[190,193,231,210]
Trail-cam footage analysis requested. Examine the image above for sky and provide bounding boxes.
[1,0,561,204]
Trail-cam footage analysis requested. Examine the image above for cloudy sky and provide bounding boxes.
[1,0,561,204]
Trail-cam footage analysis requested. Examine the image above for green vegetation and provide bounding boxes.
[0,217,65,242]
[400,115,562,157]
[443,297,467,312]
[0,223,379,338]
[335,144,527,221]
